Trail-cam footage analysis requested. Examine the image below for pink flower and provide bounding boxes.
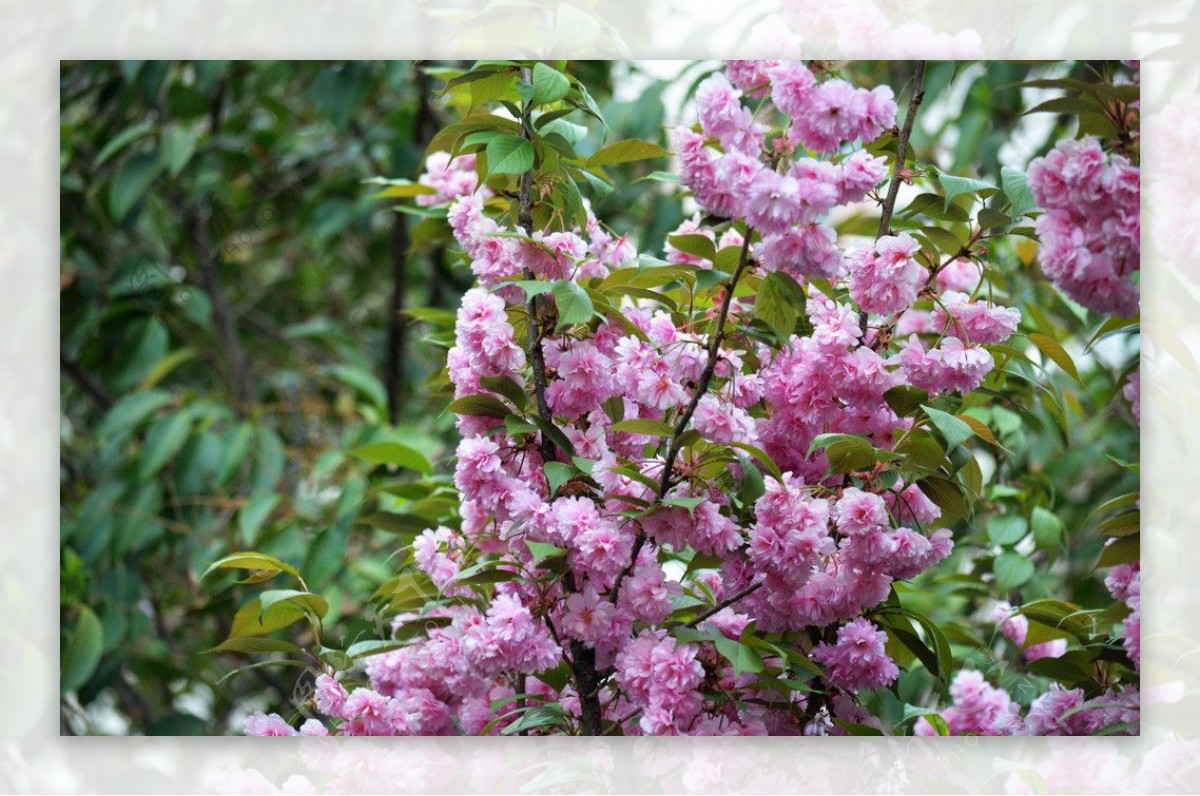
[244,711,298,736]
[834,487,890,536]
[810,618,899,691]
[562,586,616,645]
[848,233,925,315]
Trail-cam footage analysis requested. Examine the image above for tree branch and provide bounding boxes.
[610,234,754,605]
[876,61,927,240]
[60,352,114,410]
[863,61,927,339]
[684,581,763,629]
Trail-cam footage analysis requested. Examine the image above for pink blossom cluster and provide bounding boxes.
[1027,137,1140,317]
[1106,561,1141,672]
[810,618,899,691]
[1124,368,1140,424]
[415,152,488,207]
[914,669,1139,736]
[988,601,1068,662]
[242,62,1110,737]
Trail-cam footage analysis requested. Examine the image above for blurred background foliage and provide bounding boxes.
[60,60,1137,734]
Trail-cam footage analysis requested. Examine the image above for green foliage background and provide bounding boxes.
[60,60,1137,735]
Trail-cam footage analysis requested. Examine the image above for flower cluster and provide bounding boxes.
[1106,561,1141,672]
[988,601,1068,663]
[1027,137,1140,317]
[243,60,1127,738]
[915,669,1139,736]
[416,152,487,207]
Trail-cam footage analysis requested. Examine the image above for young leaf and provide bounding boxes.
[485,134,535,177]
[585,139,671,168]
[1001,165,1037,217]
[448,394,513,419]
[551,280,594,328]
[987,513,1029,546]
[1027,333,1083,385]
[530,62,570,106]
[994,551,1035,591]
[922,405,974,451]
[936,169,997,211]
[348,442,435,475]
[666,233,717,263]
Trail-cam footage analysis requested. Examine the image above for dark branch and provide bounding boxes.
[60,352,114,410]
[610,233,754,605]
[876,61,927,240]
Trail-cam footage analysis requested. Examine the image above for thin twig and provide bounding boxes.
[876,61,927,240]
[610,234,754,605]
[60,352,114,409]
[863,61,928,340]
[684,581,763,629]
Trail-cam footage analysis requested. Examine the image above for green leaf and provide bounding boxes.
[920,226,965,256]
[1017,599,1094,641]
[1027,333,1083,385]
[259,589,329,620]
[485,134,535,177]
[833,720,885,736]
[348,442,435,475]
[738,453,766,505]
[371,180,438,199]
[1001,166,1036,216]
[666,233,717,263]
[1096,510,1140,538]
[97,390,173,439]
[525,541,568,568]
[226,598,305,639]
[212,637,303,655]
[478,374,528,411]
[551,280,594,328]
[324,364,388,410]
[1031,506,1065,550]
[359,511,435,536]
[238,493,281,547]
[454,568,522,587]
[448,393,514,419]
[994,551,1035,591]
[901,192,970,223]
[729,442,783,482]
[161,124,200,177]
[108,152,163,222]
[712,635,764,675]
[544,461,577,496]
[204,551,300,581]
[95,121,154,167]
[62,606,104,692]
[884,385,929,417]
[610,418,674,437]
[936,169,997,211]
[918,475,970,520]
[1023,96,1102,116]
[530,62,570,105]
[987,513,1028,546]
[138,411,193,479]
[586,139,671,168]
[531,416,575,458]
[754,271,804,341]
[1097,534,1139,568]
[898,429,947,471]
[958,414,1003,448]
[977,207,1013,230]
[922,405,974,451]
[809,433,879,474]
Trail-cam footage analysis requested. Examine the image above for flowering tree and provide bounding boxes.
[210,59,1140,737]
